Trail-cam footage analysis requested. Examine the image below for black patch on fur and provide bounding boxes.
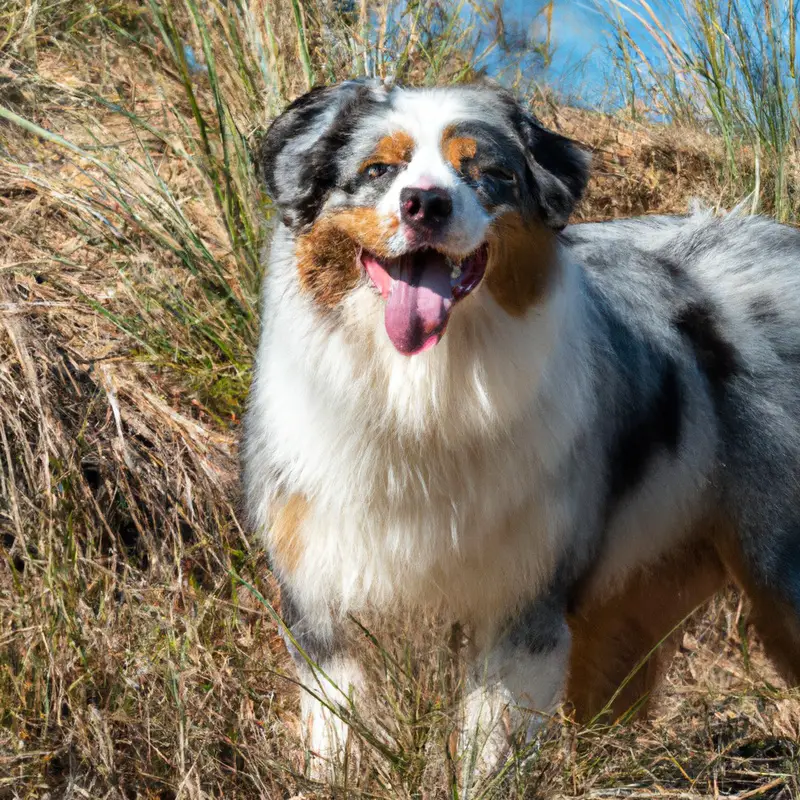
[748,294,781,326]
[654,253,684,282]
[443,120,528,210]
[293,88,373,226]
[525,123,589,226]
[279,586,338,665]
[493,87,589,228]
[522,120,590,228]
[776,534,800,611]
[608,359,683,506]
[260,86,330,199]
[557,547,599,616]
[505,593,566,654]
[675,302,740,390]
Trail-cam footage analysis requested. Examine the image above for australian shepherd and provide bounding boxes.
[241,79,800,779]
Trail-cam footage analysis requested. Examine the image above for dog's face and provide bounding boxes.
[262,80,589,355]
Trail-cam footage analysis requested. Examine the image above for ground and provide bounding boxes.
[0,5,798,798]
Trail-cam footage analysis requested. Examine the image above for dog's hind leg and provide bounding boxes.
[743,586,800,684]
[567,539,727,723]
[714,394,800,685]
[718,527,800,685]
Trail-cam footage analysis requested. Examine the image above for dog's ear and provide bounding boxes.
[515,111,590,230]
[261,80,386,230]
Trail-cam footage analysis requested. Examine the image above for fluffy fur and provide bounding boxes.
[242,79,800,779]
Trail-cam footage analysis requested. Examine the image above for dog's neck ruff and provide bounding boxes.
[246,231,595,615]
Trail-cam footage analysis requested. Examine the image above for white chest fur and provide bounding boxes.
[243,242,593,626]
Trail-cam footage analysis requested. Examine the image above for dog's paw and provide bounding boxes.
[298,656,363,782]
[457,684,514,789]
[302,692,355,781]
[456,685,547,794]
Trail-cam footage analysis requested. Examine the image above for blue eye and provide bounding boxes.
[365,163,394,179]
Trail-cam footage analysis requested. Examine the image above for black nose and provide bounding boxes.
[400,187,453,228]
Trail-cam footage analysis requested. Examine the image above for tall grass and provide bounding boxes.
[603,0,800,220]
[0,0,550,416]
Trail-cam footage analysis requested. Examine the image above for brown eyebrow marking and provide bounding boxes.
[360,131,415,172]
[441,124,478,171]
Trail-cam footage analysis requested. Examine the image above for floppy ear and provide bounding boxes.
[516,112,590,230]
[260,80,387,230]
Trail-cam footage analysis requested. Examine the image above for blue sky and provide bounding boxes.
[471,0,800,126]
[546,2,611,101]
[493,0,680,107]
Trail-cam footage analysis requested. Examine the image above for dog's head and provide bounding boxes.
[262,80,589,355]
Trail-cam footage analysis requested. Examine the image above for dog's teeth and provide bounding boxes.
[446,256,462,280]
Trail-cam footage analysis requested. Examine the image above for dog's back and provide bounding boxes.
[565,211,800,567]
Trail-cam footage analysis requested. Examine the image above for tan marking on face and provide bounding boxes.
[270,493,308,575]
[330,208,400,256]
[360,131,415,172]
[296,209,400,309]
[441,125,477,171]
[484,212,557,316]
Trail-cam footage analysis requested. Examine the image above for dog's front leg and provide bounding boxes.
[279,588,363,780]
[459,593,570,785]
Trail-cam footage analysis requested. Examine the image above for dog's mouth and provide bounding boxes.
[360,244,489,355]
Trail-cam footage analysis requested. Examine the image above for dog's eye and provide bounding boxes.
[483,166,515,182]
[364,163,395,180]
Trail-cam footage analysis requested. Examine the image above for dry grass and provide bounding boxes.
[1,2,799,798]
[602,0,800,222]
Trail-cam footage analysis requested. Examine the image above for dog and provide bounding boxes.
[241,78,800,778]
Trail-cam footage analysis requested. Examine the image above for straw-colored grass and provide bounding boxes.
[603,0,800,221]
[1,1,798,797]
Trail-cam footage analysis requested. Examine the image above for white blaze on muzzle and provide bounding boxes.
[365,94,492,355]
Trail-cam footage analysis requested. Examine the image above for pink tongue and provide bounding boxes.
[384,252,454,355]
